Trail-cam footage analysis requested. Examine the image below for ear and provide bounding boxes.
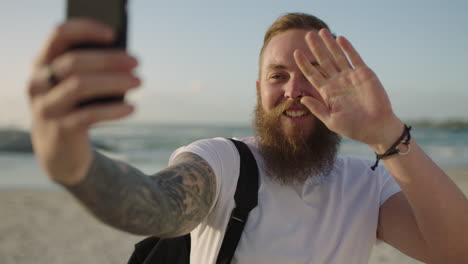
[256,79,260,94]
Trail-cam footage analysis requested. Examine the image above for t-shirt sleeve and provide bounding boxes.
[378,166,402,207]
[168,137,240,215]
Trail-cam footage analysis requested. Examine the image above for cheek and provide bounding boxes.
[261,86,283,111]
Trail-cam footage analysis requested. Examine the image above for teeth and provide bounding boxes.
[285,110,306,117]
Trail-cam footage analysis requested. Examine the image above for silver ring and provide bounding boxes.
[46,64,60,87]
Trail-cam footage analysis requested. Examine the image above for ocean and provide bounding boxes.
[1,122,467,189]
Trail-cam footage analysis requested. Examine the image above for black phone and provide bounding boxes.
[67,0,128,107]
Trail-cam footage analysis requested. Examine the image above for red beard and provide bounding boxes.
[254,97,341,185]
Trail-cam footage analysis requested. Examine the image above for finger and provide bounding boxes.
[304,31,339,77]
[60,103,135,132]
[40,73,140,117]
[29,50,138,100]
[53,50,138,81]
[318,29,352,71]
[293,49,325,89]
[337,36,367,68]
[28,65,57,99]
[35,18,115,66]
[300,96,329,123]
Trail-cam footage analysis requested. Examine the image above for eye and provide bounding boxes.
[271,74,282,79]
[269,73,287,80]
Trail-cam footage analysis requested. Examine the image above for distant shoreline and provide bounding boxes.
[2,119,468,131]
[409,120,468,129]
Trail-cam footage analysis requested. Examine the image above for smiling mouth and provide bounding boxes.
[284,110,308,117]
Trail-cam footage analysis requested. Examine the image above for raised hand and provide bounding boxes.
[27,19,140,185]
[294,29,402,149]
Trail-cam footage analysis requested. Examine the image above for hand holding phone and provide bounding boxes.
[27,19,138,186]
[67,0,128,106]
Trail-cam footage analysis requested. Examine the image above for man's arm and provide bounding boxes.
[377,192,430,263]
[375,133,468,263]
[26,20,216,238]
[66,150,216,238]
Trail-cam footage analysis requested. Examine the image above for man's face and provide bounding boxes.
[257,29,325,139]
[254,29,340,184]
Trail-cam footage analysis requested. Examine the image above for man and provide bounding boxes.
[27,13,468,263]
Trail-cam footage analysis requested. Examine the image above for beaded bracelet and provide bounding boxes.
[371,124,412,171]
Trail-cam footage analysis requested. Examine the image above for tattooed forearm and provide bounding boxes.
[65,150,216,238]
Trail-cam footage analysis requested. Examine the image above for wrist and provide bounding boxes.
[53,149,94,187]
[368,117,404,154]
[369,122,412,171]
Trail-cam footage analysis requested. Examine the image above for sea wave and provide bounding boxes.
[0,129,115,153]
[411,120,468,130]
[1,123,467,189]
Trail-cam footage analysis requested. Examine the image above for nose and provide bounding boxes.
[284,74,310,99]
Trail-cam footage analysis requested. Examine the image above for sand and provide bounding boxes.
[1,167,466,264]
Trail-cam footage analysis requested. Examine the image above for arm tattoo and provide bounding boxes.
[65,150,216,238]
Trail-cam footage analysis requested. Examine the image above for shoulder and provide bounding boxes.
[330,157,401,205]
[169,137,238,168]
[334,156,374,171]
[169,136,256,162]
[170,137,258,222]
[333,156,393,180]
[169,136,252,194]
[327,157,373,186]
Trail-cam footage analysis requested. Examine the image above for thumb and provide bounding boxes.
[300,96,329,122]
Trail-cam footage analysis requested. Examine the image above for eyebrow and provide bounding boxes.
[266,61,320,72]
[266,64,288,71]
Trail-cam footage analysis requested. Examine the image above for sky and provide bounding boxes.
[1,0,467,129]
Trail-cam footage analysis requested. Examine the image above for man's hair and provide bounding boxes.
[259,13,332,67]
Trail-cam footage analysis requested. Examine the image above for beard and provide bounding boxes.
[254,97,341,185]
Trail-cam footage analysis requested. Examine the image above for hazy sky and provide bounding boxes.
[1,0,467,129]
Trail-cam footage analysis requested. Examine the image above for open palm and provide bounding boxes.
[294,29,398,145]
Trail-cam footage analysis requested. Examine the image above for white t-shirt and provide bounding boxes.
[169,137,402,264]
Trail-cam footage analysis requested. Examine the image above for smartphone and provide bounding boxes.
[67,0,128,107]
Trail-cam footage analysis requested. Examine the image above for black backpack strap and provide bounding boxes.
[216,138,259,264]
[142,236,191,264]
[128,235,191,264]
[128,237,161,264]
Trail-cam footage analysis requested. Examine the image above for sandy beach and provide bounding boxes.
[1,167,466,264]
